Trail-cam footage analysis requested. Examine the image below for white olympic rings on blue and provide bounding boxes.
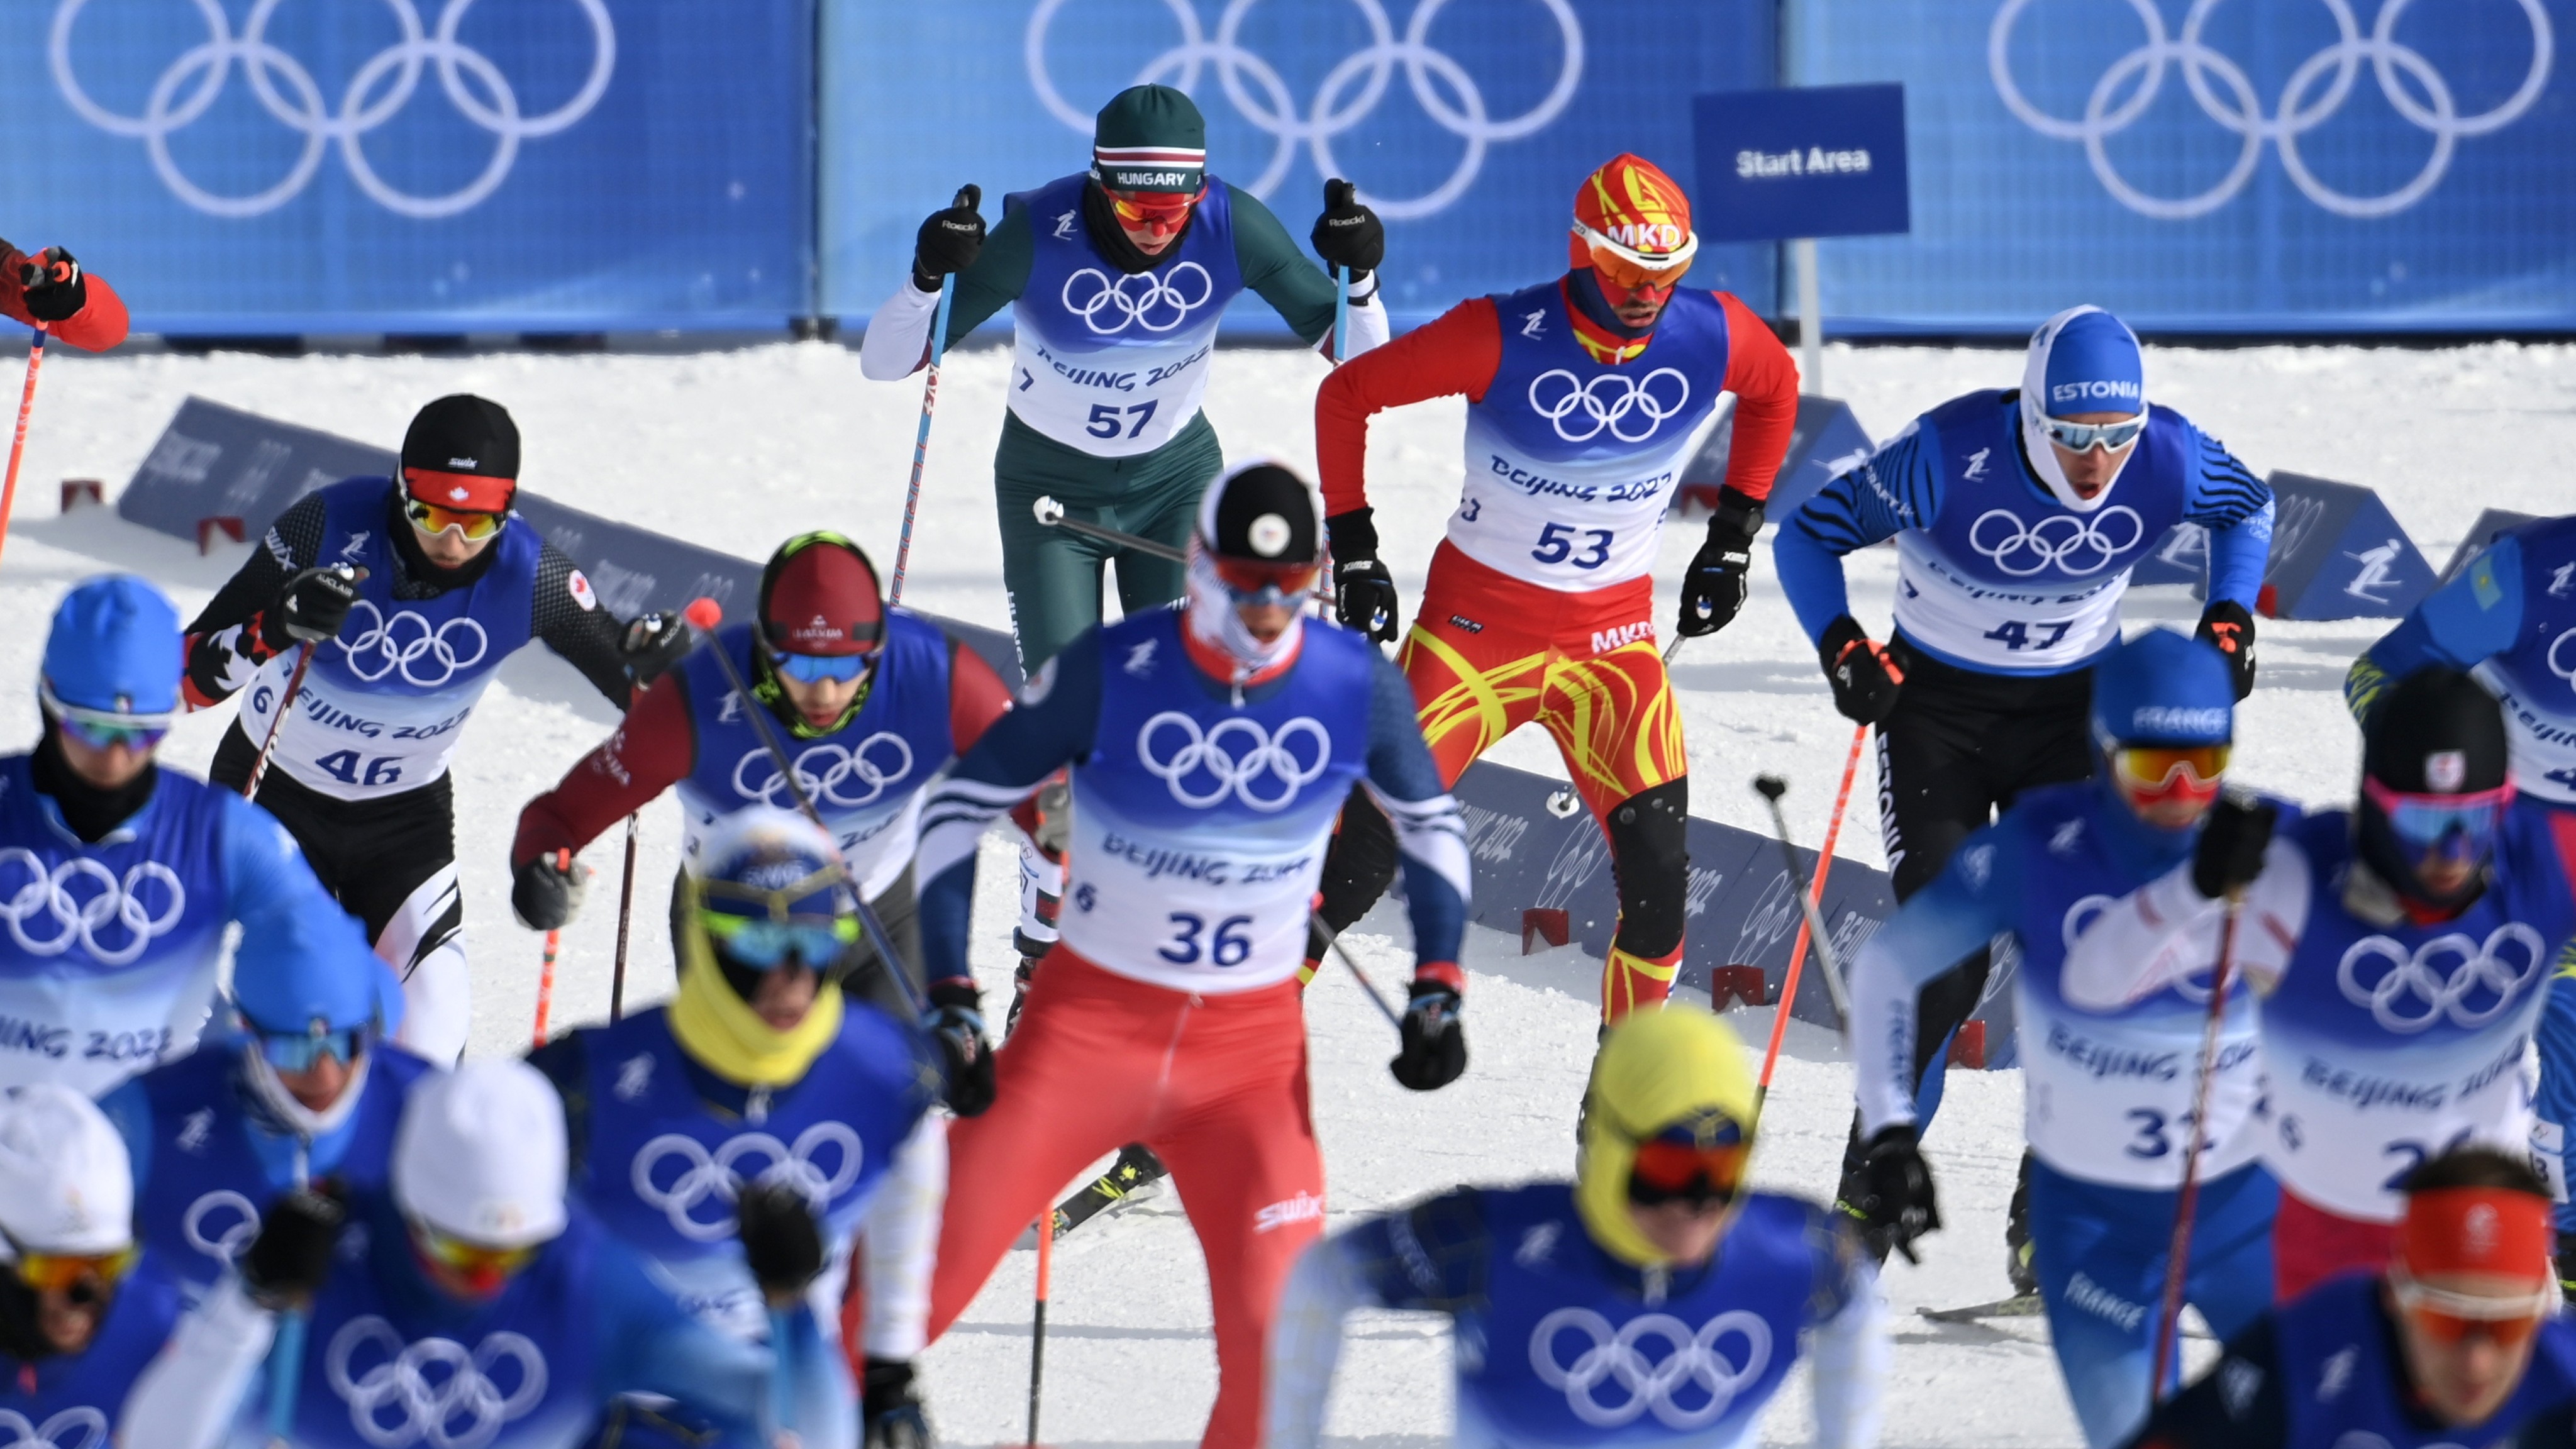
[1969,505,2146,578]
[1138,711,1330,811]
[1063,262,1218,335]
[1528,367,1692,444]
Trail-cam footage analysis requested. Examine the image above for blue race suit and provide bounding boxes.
[0,1253,182,1444]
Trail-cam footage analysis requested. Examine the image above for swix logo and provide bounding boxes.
[1602,221,1686,252]
[1521,309,1547,338]
[1590,620,1655,654]
[2343,539,2407,604]
[1053,210,1078,240]
[175,1109,213,1155]
[1124,639,1160,677]
[1962,447,1990,482]
[1253,1190,1325,1233]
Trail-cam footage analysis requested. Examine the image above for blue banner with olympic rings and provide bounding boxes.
[821,0,1781,335]
[1788,0,2576,333]
[0,0,816,336]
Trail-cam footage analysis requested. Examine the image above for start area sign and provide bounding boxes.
[1692,84,1911,243]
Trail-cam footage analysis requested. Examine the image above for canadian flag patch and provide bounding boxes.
[568,569,597,611]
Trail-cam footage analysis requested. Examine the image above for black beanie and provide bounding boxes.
[401,395,519,483]
[1197,462,1318,565]
[2363,667,2509,796]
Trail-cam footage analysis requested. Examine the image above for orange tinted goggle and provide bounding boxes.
[13,1244,137,1295]
[1573,221,1696,292]
[2111,743,2229,793]
[2392,1269,2556,1346]
[1211,554,1320,603]
[403,497,508,541]
[1628,1137,1750,1205]
[412,1222,539,1292]
[1106,186,1204,235]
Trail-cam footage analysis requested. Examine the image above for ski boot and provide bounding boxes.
[1053,1143,1170,1238]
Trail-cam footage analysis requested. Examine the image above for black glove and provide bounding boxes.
[2191,792,2278,900]
[737,1179,826,1304]
[1818,615,1905,725]
[1325,509,1399,645]
[14,247,86,324]
[1389,975,1466,1091]
[262,565,361,650]
[1677,489,1763,638]
[926,980,997,1116]
[911,185,985,292]
[1850,1125,1940,1263]
[1309,179,1383,282]
[619,611,691,686]
[2196,599,2257,701]
[511,852,587,931]
[863,1358,932,1449]
[242,1185,345,1306]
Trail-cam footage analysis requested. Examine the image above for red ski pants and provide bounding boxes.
[926,947,1324,1449]
[2272,1185,2397,1302]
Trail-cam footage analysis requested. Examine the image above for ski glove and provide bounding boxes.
[263,564,362,650]
[2192,791,2278,900]
[2196,599,2258,700]
[736,1178,826,1304]
[243,1184,346,1307]
[1851,1124,1940,1263]
[510,851,586,931]
[927,980,997,1116]
[14,248,86,324]
[911,184,985,292]
[1309,178,1384,282]
[618,611,692,686]
[863,1359,933,1449]
[1325,508,1399,645]
[1819,615,1906,725]
[1677,489,1764,639]
[1389,971,1466,1091]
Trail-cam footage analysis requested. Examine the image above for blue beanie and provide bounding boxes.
[2090,628,2233,747]
[231,904,406,1036]
[43,575,182,717]
[2034,307,2144,419]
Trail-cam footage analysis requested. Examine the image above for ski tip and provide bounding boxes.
[683,597,723,630]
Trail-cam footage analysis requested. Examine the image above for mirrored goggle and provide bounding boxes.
[253,1024,367,1074]
[1105,185,1203,234]
[1572,220,1697,292]
[773,650,869,684]
[1626,1133,1750,1207]
[40,682,172,752]
[2363,777,2513,860]
[2041,413,2148,453]
[1210,553,1321,605]
[699,909,856,970]
[411,1221,540,1291]
[402,497,508,541]
[2110,742,2230,792]
[10,1242,137,1296]
[2391,1267,2556,1346]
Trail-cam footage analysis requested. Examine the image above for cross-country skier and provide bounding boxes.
[856,82,1387,670]
[100,900,429,1302]
[911,461,1472,1449]
[0,240,127,350]
[528,807,947,1449]
[121,1057,795,1448]
[1774,306,2275,1293]
[180,394,693,1063]
[2125,1147,2576,1449]
[2065,667,2576,1301]
[1843,628,2273,1448]
[0,1084,182,1438]
[2345,515,2576,1292]
[1266,1003,1884,1449]
[1306,152,1799,1023]
[0,575,341,1096]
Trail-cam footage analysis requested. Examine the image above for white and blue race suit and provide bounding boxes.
[1775,390,2275,674]
[1265,1185,1881,1449]
[530,1001,943,1449]
[101,1037,438,1301]
[1847,780,2275,1448]
[2351,514,2576,1226]
[0,753,329,1096]
[0,1250,183,1443]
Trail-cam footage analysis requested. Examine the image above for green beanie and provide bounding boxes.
[1091,84,1207,194]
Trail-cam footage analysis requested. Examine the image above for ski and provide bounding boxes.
[1919,1293,2044,1324]
[1051,1143,1170,1239]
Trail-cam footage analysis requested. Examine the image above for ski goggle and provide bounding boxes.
[2107,741,2231,794]
[2363,777,2514,863]
[2390,1265,2556,1346]
[251,1023,367,1074]
[8,1239,138,1297]
[40,681,172,753]
[1624,1121,1750,1208]
[772,650,869,685]
[697,909,857,970]
[2040,413,2149,453]
[1104,185,1203,236]
[402,497,508,542]
[1209,553,1322,606]
[1572,220,1697,292]
[410,1221,540,1296]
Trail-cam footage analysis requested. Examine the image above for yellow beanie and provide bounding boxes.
[1576,1003,1758,1267]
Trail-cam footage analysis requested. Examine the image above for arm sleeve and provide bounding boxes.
[2120,1317,2287,1449]
[97,1080,152,1193]
[2059,832,2309,1011]
[1805,1223,1887,1449]
[2181,426,2275,608]
[2350,536,2526,725]
[1716,292,1801,502]
[115,1275,275,1449]
[531,544,639,708]
[914,640,1104,985]
[596,1248,768,1441]
[1314,297,1502,519]
[511,670,696,870]
[1357,653,1471,969]
[861,1114,949,1360]
[1775,419,1945,645]
[1229,186,1385,356]
[1851,826,2018,1136]
[0,249,129,352]
[947,638,1016,753]
[183,493,329,709]
[218,791,335,934]
[857,208,1033,379]
[1263,1233,1392,1449]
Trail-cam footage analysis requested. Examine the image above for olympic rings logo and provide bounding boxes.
[2337,923,2546,1034]
[2544,628,2576,694]
[49,0,614,221]
[1026,0,1582,221]
[1989,0,2552,221]
[182,1189,262,1267]
[340,601,491,688]
[1528,368,1693,445]
[1136,711,1330,811]
[631,1122,863,1243]
[0,850,186,967]
[1528,1306,1773,1430]
[328,1317,548,1449]
[1968,506,2147,578]
[731,735,915,813]
[1063,263,1217,335]
[0,1410,106,1449]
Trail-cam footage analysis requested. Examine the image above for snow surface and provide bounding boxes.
[8,336,2575,1445]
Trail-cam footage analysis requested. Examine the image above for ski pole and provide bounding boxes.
[533,848,567,1046]
[1031,495,1184,564]
[0,328,46,575]
[1028,1210,1053,1446]
[2151,889,2246,1398]
[1307,911,1404,1032]
[1333,265,1350,365]
[891,184,977,608]
[265,1150,316,1447]
[769,1306,799,1440]
[609,810,640,1022]
[1750,767,1858,1062]
[241,643,318,804]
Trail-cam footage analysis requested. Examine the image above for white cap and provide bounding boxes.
[0,1085,132,1257]
[392,1058,568,1250]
